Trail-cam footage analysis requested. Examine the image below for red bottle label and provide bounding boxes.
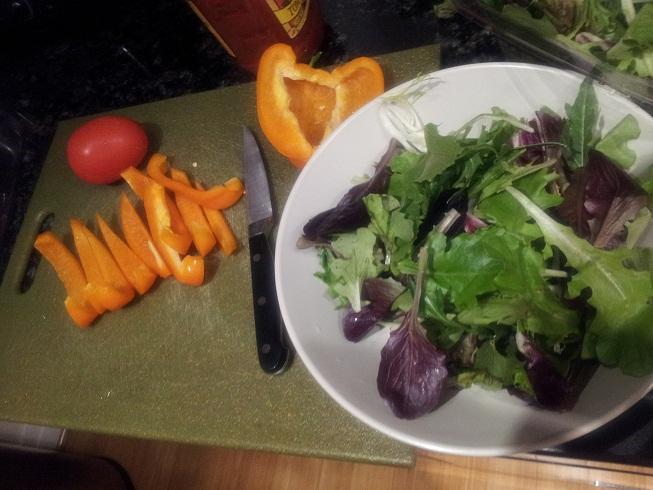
[265,0,310,39]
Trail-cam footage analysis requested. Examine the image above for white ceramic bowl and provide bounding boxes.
[275,63,653,456]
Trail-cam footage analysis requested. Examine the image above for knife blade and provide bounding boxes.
[242,127,292,375]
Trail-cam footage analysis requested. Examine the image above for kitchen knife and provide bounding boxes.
[242,127,292,375]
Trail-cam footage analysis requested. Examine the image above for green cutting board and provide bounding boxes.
[0,45,439,465]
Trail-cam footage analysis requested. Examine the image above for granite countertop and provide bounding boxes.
[2,0,652,467]
[0,1,500,277]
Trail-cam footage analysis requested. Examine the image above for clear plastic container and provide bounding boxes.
[452,1,653,114]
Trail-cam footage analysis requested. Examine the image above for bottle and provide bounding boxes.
[187,0,325,74]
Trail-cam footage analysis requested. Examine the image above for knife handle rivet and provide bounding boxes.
[257,296,267,306]
[252,253,262,262]
[261,343,271,354]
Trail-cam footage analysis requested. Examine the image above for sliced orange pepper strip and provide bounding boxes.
[121,166,150,198]
[170,168,217,257]
[68,221,107,314]
[121,166,192,254]
[34,231,98,328]
[143,181,204,286]
[70,219,135,311]
[256,43,384,167]
[146,153,244,210]
[119,193,171,279]
[64,296,98,328]
[84,227,136,309]
[195,182,238,256]
[97,214,157,295]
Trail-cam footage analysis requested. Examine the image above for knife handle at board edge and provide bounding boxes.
[248,232,291,374]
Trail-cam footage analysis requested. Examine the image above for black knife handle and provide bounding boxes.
[248,232,291,374]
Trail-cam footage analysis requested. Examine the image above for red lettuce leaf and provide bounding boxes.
[376,249,448,419]
[376,310,448,419]
[342,277,404,342]
[557,149,649,249]
[516,332,597,411]
[302,140,400,242]
[512,110,565,165]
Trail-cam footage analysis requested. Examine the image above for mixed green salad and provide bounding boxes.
[299,77,653,420]
[472,0,653,78]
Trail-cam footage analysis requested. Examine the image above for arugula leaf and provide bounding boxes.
[595,114,641,168]
[426,225,579,342]
[477,159,556,202]
[422,232,468,349]
[476,167,562,236]
[457,296,528,327]
[428,228,515,309]
[507,186,653,375]
[316,228,381,312]
[452,244,579,342]
[562,77,600,169]
[416,123,462,182]
[457,292,579,342]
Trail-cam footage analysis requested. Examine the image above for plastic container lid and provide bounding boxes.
[452,1,653,115]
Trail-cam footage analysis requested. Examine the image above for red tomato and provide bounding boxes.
[66,116,149,184]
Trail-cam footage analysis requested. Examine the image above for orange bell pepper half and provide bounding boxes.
[119,193,171,278]
[143,181,204,286]
[34,231,99,328]
[195,182,238,256]
[256,43,384,167]
[146,153,244,210]
[121,166,192,254]
[70,219,135,311]
[96,214,157,295]
[170,168,216,257]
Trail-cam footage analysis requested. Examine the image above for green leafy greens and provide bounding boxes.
[477,0,653,78]
[305,75,653,417]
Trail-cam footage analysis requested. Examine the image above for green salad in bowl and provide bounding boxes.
[276,63,653,454]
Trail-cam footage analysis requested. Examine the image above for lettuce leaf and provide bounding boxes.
[508,186,653,375]
[595,114,641,168]
[472,340,530,388]
[426,226,579,342]
[556,149,649,249]
[315,228,381,312]
[606,3,653,77]
[377,248,449,419]
[364,194,416,274]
